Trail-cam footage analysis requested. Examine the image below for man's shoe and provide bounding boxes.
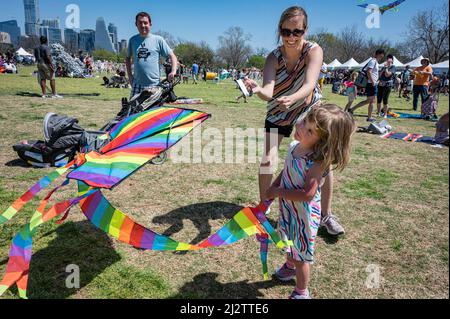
[52,94,63,99]
[320,214,345,235]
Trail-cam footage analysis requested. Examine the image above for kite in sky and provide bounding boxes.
[0,106,290,298]
[357,0,406,14]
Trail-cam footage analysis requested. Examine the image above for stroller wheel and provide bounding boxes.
[150,151,168,165]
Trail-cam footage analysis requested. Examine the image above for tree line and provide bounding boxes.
[87,2,450,68]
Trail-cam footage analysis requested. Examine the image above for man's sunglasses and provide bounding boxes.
[280,28,305,37]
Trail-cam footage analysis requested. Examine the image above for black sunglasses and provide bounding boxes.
[280,28,305,37]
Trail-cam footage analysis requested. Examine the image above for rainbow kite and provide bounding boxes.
[357,0,406,14]
[0,106,290,299]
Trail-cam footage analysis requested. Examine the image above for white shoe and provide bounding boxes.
[42,95,48,99]
[52,94,63,99]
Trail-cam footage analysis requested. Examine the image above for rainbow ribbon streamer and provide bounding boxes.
[0,107,292,298]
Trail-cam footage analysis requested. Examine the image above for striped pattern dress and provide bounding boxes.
[266,41,322,127]
[277,141,321,263]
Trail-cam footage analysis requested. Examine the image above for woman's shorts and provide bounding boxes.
[377,86,392,105]
[265,120,293,137]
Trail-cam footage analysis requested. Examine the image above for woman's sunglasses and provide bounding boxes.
[280,28,305,38]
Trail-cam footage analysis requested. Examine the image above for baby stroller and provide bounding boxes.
[13,78,180,167]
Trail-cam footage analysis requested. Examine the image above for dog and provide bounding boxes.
[182,75,189,84]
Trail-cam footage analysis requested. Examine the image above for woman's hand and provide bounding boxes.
[243,77,260,93]
[276,95,297,110]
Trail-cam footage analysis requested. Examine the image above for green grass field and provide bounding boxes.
[0,66,448,299]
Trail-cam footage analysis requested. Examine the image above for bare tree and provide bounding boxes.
[255,47,269,57]
[403,2,449,63]
[309,28,339,63]
[153,30,179,49]
[336,25,366,62]
[217,27,253,69]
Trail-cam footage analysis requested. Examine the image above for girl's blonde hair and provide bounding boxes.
[277,6,308,42]
[351,71,358,81]
[304,104,356,172]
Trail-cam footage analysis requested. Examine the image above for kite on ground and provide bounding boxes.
[0,106,290,299]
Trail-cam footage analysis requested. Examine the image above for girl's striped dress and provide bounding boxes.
[277,141,321,263]
[266,41,322,127]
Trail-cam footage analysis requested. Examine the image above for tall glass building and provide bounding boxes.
[0,20,21,46]
[23,0,40,36]
[78,29,95,53]
[95,18,116,53]
[64,28,79,52]
[108,23,119,53]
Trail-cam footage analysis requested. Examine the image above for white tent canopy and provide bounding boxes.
[327,59,342,69]
[338,58,360,69]
[432,60,449,69]
[16,47,33,56]
[405,55,425,68]
[359,57,372,68]
[392,56,405,68]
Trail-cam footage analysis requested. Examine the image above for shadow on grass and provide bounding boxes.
[5,159,31,168]
[317,227,340,245]
[153,202,243,247]
[16,91,101,97]
[170,272,293,299]
[24,220,121,299]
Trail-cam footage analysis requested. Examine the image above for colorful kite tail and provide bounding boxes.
[0,187,97,298]
[256,233,270,280]
[0,160,75,226]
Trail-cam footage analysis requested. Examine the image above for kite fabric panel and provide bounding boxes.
[68,107,209,189]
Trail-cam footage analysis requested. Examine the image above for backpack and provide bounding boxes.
[354,60,372,88]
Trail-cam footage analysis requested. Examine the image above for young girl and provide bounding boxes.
[266,104,355,299]
[344,72,358,112]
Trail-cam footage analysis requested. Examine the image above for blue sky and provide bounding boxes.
[1,0,444,53]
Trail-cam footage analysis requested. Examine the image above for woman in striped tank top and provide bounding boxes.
[244,6,345,235]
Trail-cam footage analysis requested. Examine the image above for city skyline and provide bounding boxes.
[1,0,441,51]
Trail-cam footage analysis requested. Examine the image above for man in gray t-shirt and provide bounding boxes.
[348,49,385,122]
[126,12,178,99]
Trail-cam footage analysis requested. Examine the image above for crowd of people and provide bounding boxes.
[325,55,449,122]
[0,51,19,74]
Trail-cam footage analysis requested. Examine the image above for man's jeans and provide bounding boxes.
[413,85,428,111]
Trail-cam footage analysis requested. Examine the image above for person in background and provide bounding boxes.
[344,72,358,112]
[399,65,410,98]
[34,36,63,99]
[348,49,385,122]
[191,61,199,84]
[126,11,178,99]
[412,58,433,111]
[377,54,396,118]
